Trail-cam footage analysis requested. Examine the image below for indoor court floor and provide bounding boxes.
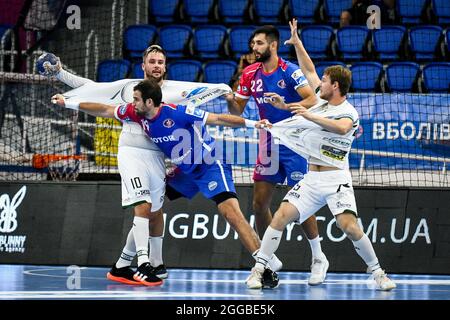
[0,264,449,300]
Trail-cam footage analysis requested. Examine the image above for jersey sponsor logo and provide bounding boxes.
[255,96,285,104]
[320,145,347,161]
[291,70,303,81]
[181,87,208,98]
[208,181,218,191]
[186,106,205,118]
[118,105,127,115]
[286,190,300,199]
[277,79,286,89]
[163,118,175,128]
[151,135,177,144]
[290,171,304,181]
[336,201,352,209]
[323,137,352,148]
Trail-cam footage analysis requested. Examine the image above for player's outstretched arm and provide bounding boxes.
[285,19,321,91]
[206,113,271,129]
[51,94,116,119]
[291,106,353,135]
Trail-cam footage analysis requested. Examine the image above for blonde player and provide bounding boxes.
[246,19,396,291]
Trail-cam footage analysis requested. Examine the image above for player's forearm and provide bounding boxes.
[226,98,244,116]
[79,102,115,118]
[56,69,94,88]
[305,114,351,135]
[214,114,246,127]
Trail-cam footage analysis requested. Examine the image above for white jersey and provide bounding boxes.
[269,93,359,170]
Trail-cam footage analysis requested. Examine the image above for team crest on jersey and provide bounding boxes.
[290,171,304,181]
[163,118,175,128]
[277,79,286,89]
[118,105,127,115]
[255,164,265,174]
[208,181,218,191]
[291,70,302,80]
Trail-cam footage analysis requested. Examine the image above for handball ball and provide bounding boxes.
[36,53,59,76]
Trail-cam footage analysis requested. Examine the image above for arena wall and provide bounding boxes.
[0,181,449,274]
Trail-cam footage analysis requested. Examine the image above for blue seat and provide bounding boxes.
[278,26,292,60]
[350,62,383,92]
[432,0,450,23]
[289,0,319,24]
[447,29,450,52]
[204,60,238,84]
[397,0,427,23]
[229,26,257,59]
[149,0,179,23]
[132,63,144,78]
[168,60,202,82]
[253,0,285,24]
[184,0,215,23]
[158,25,193,58]
[372,26,406,60]
[409,25,443,61]
[97,59,131,82]
[218,0,249,24]
[315,61,347,79]
[123,25,157,59]
[336,26,369,60]
[300,25,334,60]
[423,62,450,92]
[194,25,227,59]
[324,0,352,24]
[386,62,420,92]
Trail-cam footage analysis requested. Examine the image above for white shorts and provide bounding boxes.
[283,169,358,224]
[118,146,166,211]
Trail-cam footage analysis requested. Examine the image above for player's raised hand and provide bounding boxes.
[256,119,272,129]
[284,18,302,47]
[264,92,287,110]
[290,104,312,119]
[51,94,66,107]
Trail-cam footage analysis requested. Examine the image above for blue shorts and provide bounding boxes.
[167,160,236,199]
[253,144,307,186]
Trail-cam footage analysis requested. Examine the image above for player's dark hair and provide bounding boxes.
[134,79,162,106]
[142,44,167,61]
[324,65,352,96]
[253,25,280,48]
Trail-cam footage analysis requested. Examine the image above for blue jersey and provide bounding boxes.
[235,57,309,124]
[115,103,214,174]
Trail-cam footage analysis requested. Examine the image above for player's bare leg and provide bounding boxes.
[148,208,167,279]
[336,212,396,291]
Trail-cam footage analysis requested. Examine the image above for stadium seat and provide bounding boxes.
[278,26,292,60]
[289,0,319,24]
[158,25,193,58]
[168,60,202,82]
[184,0,215,23]
[149,0,180,23]
[372,26,406,60]
[422,62,450,92]
[123,25,157,59]
[132,62,144,78]
[324,0,352,24]
[253,0,285,24]
[218,0,249,24]
[386,62,420,92]
[350,62,383,92]
[229,26,257,59]
[194,25,227,59]
[397,0,427,23]
[432,0,450,24]
[97,59,131,82]
[300,25,334,60]
[336,26,369,60]
[315,61,347,79]
[204,60,238,84]
[409,25,443,61]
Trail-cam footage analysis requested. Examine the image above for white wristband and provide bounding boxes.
[65,99,80,111]
[244,119,256,128]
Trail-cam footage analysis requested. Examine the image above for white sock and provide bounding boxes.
[149,236,164,267]
[133,216,150,266]
[352,233,380,272]
[254,226,283,269]
[115,228,136,268]
[307,235,324,259]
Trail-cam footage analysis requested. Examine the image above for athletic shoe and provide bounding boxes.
[133,263,163,286]
[373,269,396,291]
[308,255,329,286]
[246,266,264,289]
[106,265,141,285]
[152,264,168,279]
[262,268,279,289]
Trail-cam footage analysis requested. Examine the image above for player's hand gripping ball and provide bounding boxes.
[36,53,61,77]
